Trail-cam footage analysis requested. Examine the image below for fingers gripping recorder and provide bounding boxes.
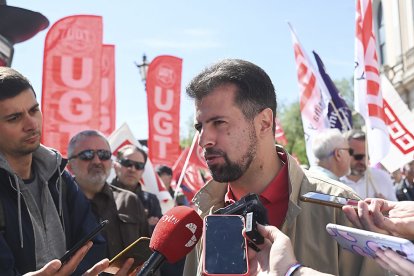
[214,193,268,247]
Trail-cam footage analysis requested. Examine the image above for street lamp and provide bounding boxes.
[0,1,49,66]
[135,54,149,83]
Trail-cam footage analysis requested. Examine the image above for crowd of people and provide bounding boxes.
[1,59,414,276]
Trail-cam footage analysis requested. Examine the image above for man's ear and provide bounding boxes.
[255,108,274,136]
[333,149,341,160]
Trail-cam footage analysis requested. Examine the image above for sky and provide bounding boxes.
[8,0,356,140]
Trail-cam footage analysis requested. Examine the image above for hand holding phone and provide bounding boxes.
[299,191,358,209]
[104,237,152,274]
[203,215,249,276]
[60,220,108,264]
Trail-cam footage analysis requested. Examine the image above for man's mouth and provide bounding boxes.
[24,133,40,143]
[204,154,223,165]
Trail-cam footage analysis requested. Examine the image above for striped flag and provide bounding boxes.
[313,51,353,132]
[354,0,390,164]
[288,23,331,165]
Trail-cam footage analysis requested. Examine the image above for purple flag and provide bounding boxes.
[313,51,352,131]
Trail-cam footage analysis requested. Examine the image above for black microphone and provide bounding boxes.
[137,206,203,276]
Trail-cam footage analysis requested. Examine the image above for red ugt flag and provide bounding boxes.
[146,56,182,167]
[41,15,103,157]
[354,0,390,164]
[99,45,116,136]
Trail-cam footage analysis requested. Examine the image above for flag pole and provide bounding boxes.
[173,132,200,202]
[328,99,352,131]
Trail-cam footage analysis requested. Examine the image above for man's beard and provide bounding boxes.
[85,165,110,188]
[207,125,257,183]
[350,164,366,176]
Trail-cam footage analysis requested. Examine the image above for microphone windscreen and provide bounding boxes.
[150,206,203,263]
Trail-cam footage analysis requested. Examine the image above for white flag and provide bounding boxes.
[288,22,331,165]
[354,0,390,164]
[380,75,414,172]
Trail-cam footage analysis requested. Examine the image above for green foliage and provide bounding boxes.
[333,77,364,129]
[180,115,196,148]
[278,102,309,165]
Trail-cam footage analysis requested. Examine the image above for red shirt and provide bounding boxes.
[224,150,289,228]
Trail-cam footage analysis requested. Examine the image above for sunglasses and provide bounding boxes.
[69,149,112,161]
[118,159,145,170]
[337,148,354,156]
[353,154,366,161]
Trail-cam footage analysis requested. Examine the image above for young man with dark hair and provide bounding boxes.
[183,59,386,275]
[0,67,105,274]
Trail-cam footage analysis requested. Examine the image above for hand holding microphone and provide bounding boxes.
[137,206,203,276]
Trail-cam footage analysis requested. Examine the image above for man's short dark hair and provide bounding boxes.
[186,59,277,133]
[117,144,148,164]
[156,165,173,176]
[0,67,35,100]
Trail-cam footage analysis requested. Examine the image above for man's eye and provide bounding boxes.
[194,124,202,132]
[30,107,40,113]
[6,115,19,122]
[214,120,225,126]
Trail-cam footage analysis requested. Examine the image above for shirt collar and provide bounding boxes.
[224,149,288,204]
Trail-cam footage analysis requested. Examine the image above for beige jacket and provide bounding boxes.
[183,147,388,276]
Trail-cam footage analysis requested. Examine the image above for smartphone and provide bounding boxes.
[60,220,108,263]
[104,237,152,274]
[202,215,249,276]
[326,223,414,262]
[299,191,358,209]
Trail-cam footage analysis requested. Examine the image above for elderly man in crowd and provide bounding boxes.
[68,130,149,259]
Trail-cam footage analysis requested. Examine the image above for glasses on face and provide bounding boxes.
[337,148,354,156]
[353,154,366,161]
[118,159,145,170]
[69,149,112,161]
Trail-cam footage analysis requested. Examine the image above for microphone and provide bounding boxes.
[137,206,203,276]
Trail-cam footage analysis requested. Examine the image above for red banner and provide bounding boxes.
[41,15,103,157]
[146,55,182,167]
[99,45,116,136]
[171,133,211,202]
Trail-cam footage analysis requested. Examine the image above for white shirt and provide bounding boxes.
[309,165,340,181]
[340,167,397,201]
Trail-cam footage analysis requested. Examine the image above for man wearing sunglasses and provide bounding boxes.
[340,130,397,201]
[68,130,150,259]
[112,145,162,235]
[309,129,353,181]
[0,67,106,275]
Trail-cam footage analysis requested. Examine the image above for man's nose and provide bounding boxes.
[198,128,215,149]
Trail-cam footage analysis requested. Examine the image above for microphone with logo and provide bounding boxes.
[137,206,203,276]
